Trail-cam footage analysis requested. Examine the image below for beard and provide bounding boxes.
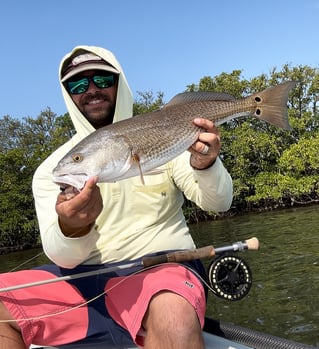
[79,91,117,129]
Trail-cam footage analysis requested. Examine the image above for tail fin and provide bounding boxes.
[252,81,296,130]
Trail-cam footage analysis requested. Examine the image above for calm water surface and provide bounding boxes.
[190,205,319,347]
[0,206,318,346]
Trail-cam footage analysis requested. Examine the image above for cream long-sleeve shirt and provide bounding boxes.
[33,150,232,268]
[32,45,233,268]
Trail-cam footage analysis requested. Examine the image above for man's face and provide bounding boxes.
[65,69,118,129]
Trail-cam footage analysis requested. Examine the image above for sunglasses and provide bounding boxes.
[65,72,116,95]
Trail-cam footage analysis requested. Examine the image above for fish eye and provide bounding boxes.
[72,154,83,162]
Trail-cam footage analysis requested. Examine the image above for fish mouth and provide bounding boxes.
[52,173,90,191]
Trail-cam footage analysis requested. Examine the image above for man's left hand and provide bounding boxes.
[188,118,221,170]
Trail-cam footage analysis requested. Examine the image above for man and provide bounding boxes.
[0,45,233,349]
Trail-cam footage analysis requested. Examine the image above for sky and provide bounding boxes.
[1,0,319,119]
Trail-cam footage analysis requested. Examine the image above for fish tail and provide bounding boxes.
[251,81,296,130]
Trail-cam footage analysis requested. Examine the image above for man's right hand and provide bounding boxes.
[55,176,103,237]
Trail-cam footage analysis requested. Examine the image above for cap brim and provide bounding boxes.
[61,63,119,82]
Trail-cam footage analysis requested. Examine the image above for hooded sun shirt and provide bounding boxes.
[32,45,233,268]
[60,46,134,139]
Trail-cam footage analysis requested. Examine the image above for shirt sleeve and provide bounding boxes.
[169,152,233,212]
[32,145,99,268]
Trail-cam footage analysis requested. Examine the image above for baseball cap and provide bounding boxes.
[61,52,119,82]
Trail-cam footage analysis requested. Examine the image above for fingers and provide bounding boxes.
[85,176,99,190]
[193,117,219,134]
[56,176,103,236]
[57,176,98,208]
[70,176,99,211]
[201,144,210,155]
[190,118,220,154]
[189,118,221,169]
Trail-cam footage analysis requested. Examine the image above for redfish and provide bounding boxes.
[53,81,296,190]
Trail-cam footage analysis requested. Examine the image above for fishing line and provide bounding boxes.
[8,231,83,273]
[8,251,45,272]
[0,262,218,324]
[0,264,156,323]
[0,261,251,324]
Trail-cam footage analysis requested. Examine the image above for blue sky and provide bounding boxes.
[1,0,319,119]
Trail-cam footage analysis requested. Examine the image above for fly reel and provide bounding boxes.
[207,254,252,301]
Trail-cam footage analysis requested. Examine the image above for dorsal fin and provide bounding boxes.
[165,91,236,107]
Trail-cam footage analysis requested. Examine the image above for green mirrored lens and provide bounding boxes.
[93,75,115,88]
[67,78,89,94]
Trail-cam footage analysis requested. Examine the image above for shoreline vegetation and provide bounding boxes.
[2,65,319,253]
[0,243,41,255]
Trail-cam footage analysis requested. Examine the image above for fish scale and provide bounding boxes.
[53,81,296,190]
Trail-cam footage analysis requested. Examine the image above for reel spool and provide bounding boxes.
[207,254,252,301]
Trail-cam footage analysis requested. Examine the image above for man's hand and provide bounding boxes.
[188,118,221,170]
[55,176,103,237]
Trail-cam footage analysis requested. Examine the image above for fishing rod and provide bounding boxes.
[0,237,259,293]
[142,237,259,267]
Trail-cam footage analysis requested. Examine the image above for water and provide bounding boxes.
[0,206,318,347]
[190,205,319,347]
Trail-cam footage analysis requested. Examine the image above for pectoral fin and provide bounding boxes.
[131,153,145,185]
[131,154,166,185]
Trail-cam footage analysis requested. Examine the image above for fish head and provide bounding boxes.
[52,136,133,190]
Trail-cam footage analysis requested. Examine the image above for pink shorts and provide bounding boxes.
[106,263,206,346]
[0,259,206,348]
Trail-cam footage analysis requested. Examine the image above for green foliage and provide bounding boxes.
[0,109,74,248]
[279,136,319,176]
[133,91,164,116]
[186,70,249,98]
[247,172,319,208]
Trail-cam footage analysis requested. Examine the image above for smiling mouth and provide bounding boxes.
[87,99,105,105]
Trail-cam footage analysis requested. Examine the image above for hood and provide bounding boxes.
[59,45,134,138]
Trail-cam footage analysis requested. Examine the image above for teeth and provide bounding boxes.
[89,99,103,105]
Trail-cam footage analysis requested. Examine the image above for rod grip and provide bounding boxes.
[142,246,215,268]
